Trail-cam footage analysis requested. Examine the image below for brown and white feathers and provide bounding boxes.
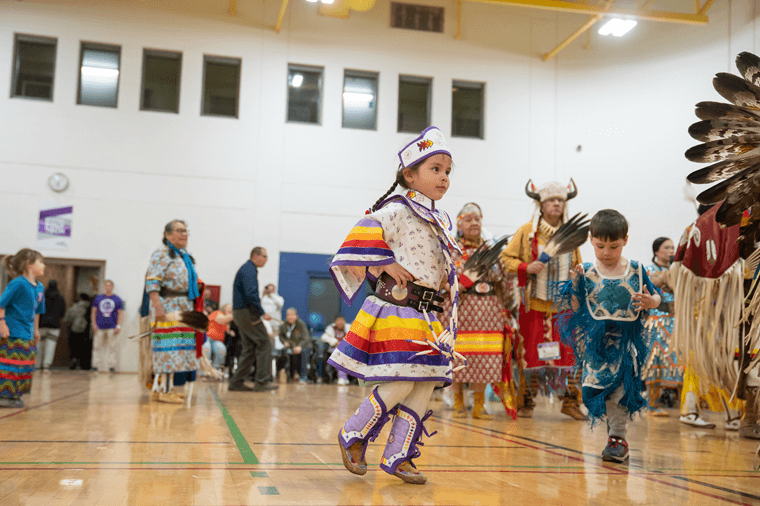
[686,52,760,233]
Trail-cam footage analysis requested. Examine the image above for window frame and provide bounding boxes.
[451,79,485,140]
[286,63,324,126]
[11,33,58,101]
[76,41,122,108]
[397,74,432,133]
[201,54,242,119]
[341,68,380,131]
[140,48,183,114]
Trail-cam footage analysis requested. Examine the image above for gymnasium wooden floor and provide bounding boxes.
[1,372,759,506]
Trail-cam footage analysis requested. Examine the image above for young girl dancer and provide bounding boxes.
[328,126,461,485]
[0,249,46,408]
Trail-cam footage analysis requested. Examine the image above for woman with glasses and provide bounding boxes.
[145,220,202,404]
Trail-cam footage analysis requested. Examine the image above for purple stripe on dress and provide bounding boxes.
[39,206,73,219]
[355,218,381,228]
[331,258,395,268]
[327,360,451,385]
[336,247,394,257]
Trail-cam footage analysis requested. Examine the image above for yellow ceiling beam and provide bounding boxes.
[463,0,709,25]
[543,15,602,61]
[698,0,715,16]
[229,0,236,16]
[275,0,290,33]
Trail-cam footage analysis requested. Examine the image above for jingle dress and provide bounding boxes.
[328,189,460,384]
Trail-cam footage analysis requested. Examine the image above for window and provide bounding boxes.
[342,70,378,130]
[141,49,182,113]
[391,3,444,33]
[11,34,57,101]
[452,80,484,139]
[78,43,120,108]
[398,75,431,133]
[287,64,323,124]
[202,56,241,118]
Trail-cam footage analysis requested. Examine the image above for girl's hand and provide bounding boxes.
[632,286,659,311]
[383,263,414,288]
[34,330,41,343]
[569,264,584,283]
[0,321,9,339]
[154,305,167,322]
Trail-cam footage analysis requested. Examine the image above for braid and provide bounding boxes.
[371,182,398,213]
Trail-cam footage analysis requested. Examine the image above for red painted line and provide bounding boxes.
[436,420,753,506]
[0,390,90,420]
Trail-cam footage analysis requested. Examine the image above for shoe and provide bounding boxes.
[338,433,368,476]
[393,461,427,485]
[157,392,183,404]
[298,378,308,384]
[337,378,349,386]
[561,402,588,421]
[517,407,534,418]
[679,413,716,429]
[109,368,116,373]
[601,437,629,463]
[472,392,493,420]
[228,384,254,392]
[150,391,160,402]
[739,424,760,439]
[726,418,741,431]
[10,398,23,408]
[650,408,670,417]
[252,383,279,392]
[316,377,323,384]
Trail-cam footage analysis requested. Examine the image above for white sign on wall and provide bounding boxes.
[37,206,73,250]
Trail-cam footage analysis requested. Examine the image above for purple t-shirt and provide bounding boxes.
[93,294,123,329]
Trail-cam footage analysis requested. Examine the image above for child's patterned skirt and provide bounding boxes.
[328,296,452,384]
[0,337,36,398]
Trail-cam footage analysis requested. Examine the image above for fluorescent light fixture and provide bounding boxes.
[321,0,335,4]
[343,91,374,103]
[291,73,303,88]
[306,0,318,3]
[80,66,119,78]
[598,18,637,37]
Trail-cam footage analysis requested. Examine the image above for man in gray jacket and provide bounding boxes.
[278,308,312,383]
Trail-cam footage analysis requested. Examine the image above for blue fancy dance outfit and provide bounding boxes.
[557,260,659,426]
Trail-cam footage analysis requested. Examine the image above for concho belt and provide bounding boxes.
[159,287,190,297]
[464,281,495,296]
[374,272,444,313]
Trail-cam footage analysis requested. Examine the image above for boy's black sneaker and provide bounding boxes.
[601,437,629,463]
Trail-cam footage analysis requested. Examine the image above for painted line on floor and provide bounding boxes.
[0,441,230,444]
[436,418,753,506]
[0,389,91,420]
[671,476,760,501]
[210,388,257,464]
[249,442,525,449]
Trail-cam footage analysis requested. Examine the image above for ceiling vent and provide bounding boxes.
[391,2,444,33]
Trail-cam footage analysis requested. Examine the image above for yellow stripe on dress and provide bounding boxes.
[455,332,504,353]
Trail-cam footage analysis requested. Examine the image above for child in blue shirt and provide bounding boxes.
[558,210,660,463]
[0,249,46,408]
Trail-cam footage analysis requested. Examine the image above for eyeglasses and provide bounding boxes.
[173,229,189,235]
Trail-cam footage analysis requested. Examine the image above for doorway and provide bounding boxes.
[0,256,105,367]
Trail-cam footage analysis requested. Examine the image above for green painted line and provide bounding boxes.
[210,389,258,464]
[258,486,279,495]
[250,471,269,478]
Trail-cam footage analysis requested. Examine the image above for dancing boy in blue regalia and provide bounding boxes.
[557,210,661,463]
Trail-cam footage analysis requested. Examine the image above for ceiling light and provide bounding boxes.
[321,0,335,4]
[291,74,303,88]
[598,18,637,37]
[305,0,318,3]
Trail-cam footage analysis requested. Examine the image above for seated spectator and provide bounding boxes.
[321,315,350,385]
[278,308,311,383]
[204,303,231,372]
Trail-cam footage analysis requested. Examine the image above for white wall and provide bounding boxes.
[0,0,754,370]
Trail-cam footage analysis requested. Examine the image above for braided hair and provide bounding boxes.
[370,162,420,213]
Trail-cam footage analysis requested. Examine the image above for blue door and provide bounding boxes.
[278,252,370,337]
